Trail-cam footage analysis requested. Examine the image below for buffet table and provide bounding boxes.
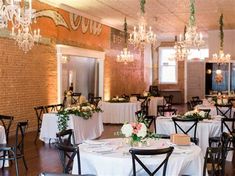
[101,102,141,123]
[72,138,204,176]
[39,113,103,144]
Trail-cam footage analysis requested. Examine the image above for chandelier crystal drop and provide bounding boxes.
[212,14,230,64]
[117,17,134,64]
[183,0,205,48]
[129,0,157,49]
[0,0,41,53]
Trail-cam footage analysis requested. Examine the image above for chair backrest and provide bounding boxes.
[221,117,235,135]
[172,117,198,143]
[192,96,200,101]
[71,93,82,104]
[88,93,94,102]
[157,105,177,116]
[140,98,150,115]
[56,129,80,174]
[0,115,14,143]
[164,95,173,105]
[129,147,174,176]
[45,104,64,113]
[203,132,232,176]
[15,121,28,155]
[190,100,203,107]
[215,104,232,118]
[34,106,45,129]
[90,97,102,107]
[187,101,193,111]
[149,85,159,97]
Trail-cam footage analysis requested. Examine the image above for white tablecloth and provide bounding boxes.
[101,102,141,123]
[0,125,8,168]
[156,117,222,156]
[72,138,204,176]
[39,113,104,144]
[148,97,164,116]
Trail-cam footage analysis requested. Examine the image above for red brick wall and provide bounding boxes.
[0,38,57,132]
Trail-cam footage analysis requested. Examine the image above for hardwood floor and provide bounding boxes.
[1,105,235,176]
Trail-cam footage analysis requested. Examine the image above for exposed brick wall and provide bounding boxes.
[0,38,57,133]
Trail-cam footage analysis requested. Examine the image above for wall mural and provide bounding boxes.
[35,9,103,36]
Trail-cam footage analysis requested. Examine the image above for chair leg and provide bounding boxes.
[34,130,39,144]
[22,156,28,170]
[2,151,6,169]
[10,150,19,176]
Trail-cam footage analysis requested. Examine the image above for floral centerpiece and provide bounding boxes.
[57,102,102,132]
[109,97,129,103]
[121,122,147,146]
[183,110,207,120]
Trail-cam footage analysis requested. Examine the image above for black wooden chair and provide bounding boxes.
[187,101,193,111]
[172,117,199,145]
[215,104,233,119]
[190,100,203,107]
[72,93,82,104]
[89,97,102,107]
[129,147,174,176]
[0,121,28,176]
[34,106,45,144]
[192,96,200,101]
[45,104,64,113]
[157,105,177,117]
[0,115,14,143]
[203,132,232,176]
[164,95,173,105]
[55,129,81,174]
[88,93,94,102]
[149,85,159,97]
[209,117,235,147]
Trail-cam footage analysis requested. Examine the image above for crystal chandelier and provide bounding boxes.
[173,27,190,61]
[129,0,157,49]
[212,14,230,64]
[183,0,205,48]
[117,17,134,64]
[0,0,41,53]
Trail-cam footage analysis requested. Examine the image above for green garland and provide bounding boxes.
[219,14,224,50]
[189,0,195,26]
[140,0,146,15]
[124,17,128,48]
[57,103,103,132]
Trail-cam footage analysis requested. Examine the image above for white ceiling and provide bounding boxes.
[40,0,235,40]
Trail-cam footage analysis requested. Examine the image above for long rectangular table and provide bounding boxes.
[39,112,104,144]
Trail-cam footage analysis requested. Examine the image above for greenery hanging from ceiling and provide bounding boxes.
[140,0,146,14]
[124,17,127,47]
[219,14,224,50]
[189,0,195,26]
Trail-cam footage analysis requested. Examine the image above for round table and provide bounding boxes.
[101,102,141,123]
[72,138,204,176]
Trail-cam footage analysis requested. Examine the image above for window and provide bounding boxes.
[159,48,177,84]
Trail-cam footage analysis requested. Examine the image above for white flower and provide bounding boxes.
[184,111,194,116]
[199,111,205,118]
[137,123,147,138]
[121,124,133,137]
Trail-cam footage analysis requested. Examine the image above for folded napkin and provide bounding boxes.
[173,147,193,154]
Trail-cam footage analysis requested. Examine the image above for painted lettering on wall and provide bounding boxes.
[69,13,103,36]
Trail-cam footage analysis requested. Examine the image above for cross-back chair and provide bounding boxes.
[215,103,232,119]
[129,147,174,176]
[72,93,82,104]
[0,115,14,143]
[56,129,81,174]
[0,121,28,176]
[203,132,232,176]
[45,104,64,113]
[34,106,45,143]
[157,105,177,117]
[172,117,199,145]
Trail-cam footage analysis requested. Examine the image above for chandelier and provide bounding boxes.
[183,0,205,48]
[129,0,157,49]
[117,17,134,64]
[212,14,230,64]
[0,0,41,53]
[173,27,190,61]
